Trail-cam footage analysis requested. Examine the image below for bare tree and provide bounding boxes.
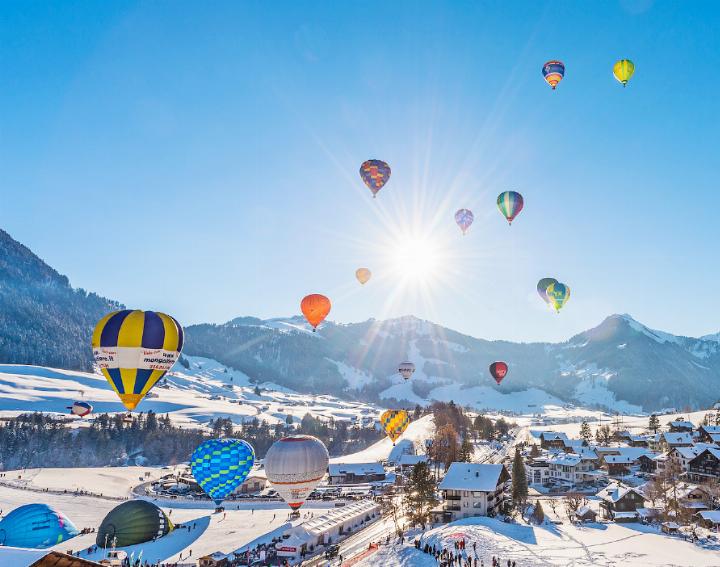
[563,492,588,521]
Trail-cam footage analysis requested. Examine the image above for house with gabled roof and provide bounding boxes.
[688,447,720,483]
[697,425,720,445]
[597,482,646,522]
[432,463,510,522]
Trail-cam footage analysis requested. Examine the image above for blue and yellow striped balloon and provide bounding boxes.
[191,439,255,505]
[92,310,183,411]
[497,191,524,225]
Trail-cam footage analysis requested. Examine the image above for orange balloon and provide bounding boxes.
[301,294,331,331]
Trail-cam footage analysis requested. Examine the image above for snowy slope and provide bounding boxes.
[0,356,380,428]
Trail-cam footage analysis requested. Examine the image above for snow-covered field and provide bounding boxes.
[361,516,720,566]
[0,356,380,428]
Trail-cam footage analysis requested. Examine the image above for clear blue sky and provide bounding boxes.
[2,1,720,342]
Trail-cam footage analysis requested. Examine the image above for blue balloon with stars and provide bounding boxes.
[190,438,255,505]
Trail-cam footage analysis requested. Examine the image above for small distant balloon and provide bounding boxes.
[454,209,474,235]
[301,294,331,331]
[68,401,93,417]
[489,361,508,385]
[356,268,371,285]
[537,278,558,305]
[546,282,571,313]
[497,191,524,225]
[613,59,635,87]
[542,60,565,90]
[359,160,391,198]
[380,409,410,444]
[398,361,415,380]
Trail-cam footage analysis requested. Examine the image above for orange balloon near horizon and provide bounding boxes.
[301,294,331,331]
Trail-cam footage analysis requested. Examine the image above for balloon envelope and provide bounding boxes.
[300,294,331,331]
[546,282,571,313]
[92,310,184,411]
[497,191,524,225]
[454,209,474,235]
[96,500,173,547]
[359,159,391,197]
[613,59,635,86]
[68,401,93,417]
[0,504,79,549]
[264,435,329,511]
[537,278,558,305]
[380,409,410,443]
[398,361,415,380]
[489,361,509,385]
[191,438,255,505]
[356,268,371,285]
[542,60,565,89]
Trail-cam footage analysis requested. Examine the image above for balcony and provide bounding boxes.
[445,505,461,512]
[445,494,462,501]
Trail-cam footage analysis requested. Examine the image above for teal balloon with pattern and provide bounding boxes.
[190,438,255,505]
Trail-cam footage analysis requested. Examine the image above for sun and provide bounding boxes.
[389,234,441,283]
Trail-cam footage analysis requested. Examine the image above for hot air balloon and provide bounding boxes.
[92,310,183,412]
[542,60,565,90]
[68,401,93,417]
[380,409,410,444]
[96,501,173,547]
[613,59,635,87]
[356,268,371,285]
[359,159,391,198]
[398,361,415,380]
[537,278,558,306]
[300,294,331,331]
[264,435,329,512]
[190,439,255,505]
[0,504,79,548]
[489,361,508,385]
[497,191,524,225]
[454,209,474,235]
[546,281,570,313]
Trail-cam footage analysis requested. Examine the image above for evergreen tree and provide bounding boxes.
[511,447,528,508]
[580,421,592,444]
[530,444,540,458]
[458,436,473,462]
[403,462,438,526]
[649,414,660,434]
[413,404,422,420]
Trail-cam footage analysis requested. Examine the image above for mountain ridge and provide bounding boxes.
[1,227,719,412]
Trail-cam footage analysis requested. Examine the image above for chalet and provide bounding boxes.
[328,463,385,485]
[627,435,650,448]
[668,420,694,433]
[233,469,268,494]
[638,454,658,473]
[660,432,693,451]
[687,447,720,483]
[667,446,703,473]
[547,453,603,485]
[432,463,510,522]
[666,483,711,516]
[697,425,720,445]
[575,506,597,523]
[603,455,634,477]
[198,552,229,567]
[397,454,429,472]
[0,549,103,567]
[694,510,720,530]
[597,482,646,522]
[661,521,681,535]
[539,432,569,450]
[525,457,550,485]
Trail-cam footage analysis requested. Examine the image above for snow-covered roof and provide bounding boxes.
[662,521,681,529]
[603,455,634,464]
[548,454,581,467]
[671,446,702,460]
[540,432,569,441]
[637,507,661,518]
[597,482,644,504]
[662,432,693,445]
[574,447,598,460]
[301,499,379,536]
[329,462,385,476]
[398,454,428,466]
[613,511,639,519]
[700,425,720,435]
[439,463,506,492]
[693,447,720,462]
[707,433,720,443]
[576,506,596,517]
[697,510,720,524]
[668,420,694,429]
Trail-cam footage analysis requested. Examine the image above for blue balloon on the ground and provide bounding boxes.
[190,438,255,505]
[0,503,79,548]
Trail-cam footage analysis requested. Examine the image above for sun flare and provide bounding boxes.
[389,235,441,283]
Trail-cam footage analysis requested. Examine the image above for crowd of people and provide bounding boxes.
[414,536,518,567]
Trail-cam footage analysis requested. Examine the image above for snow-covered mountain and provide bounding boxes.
[184,313,720,413]
[1,227,720,413]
